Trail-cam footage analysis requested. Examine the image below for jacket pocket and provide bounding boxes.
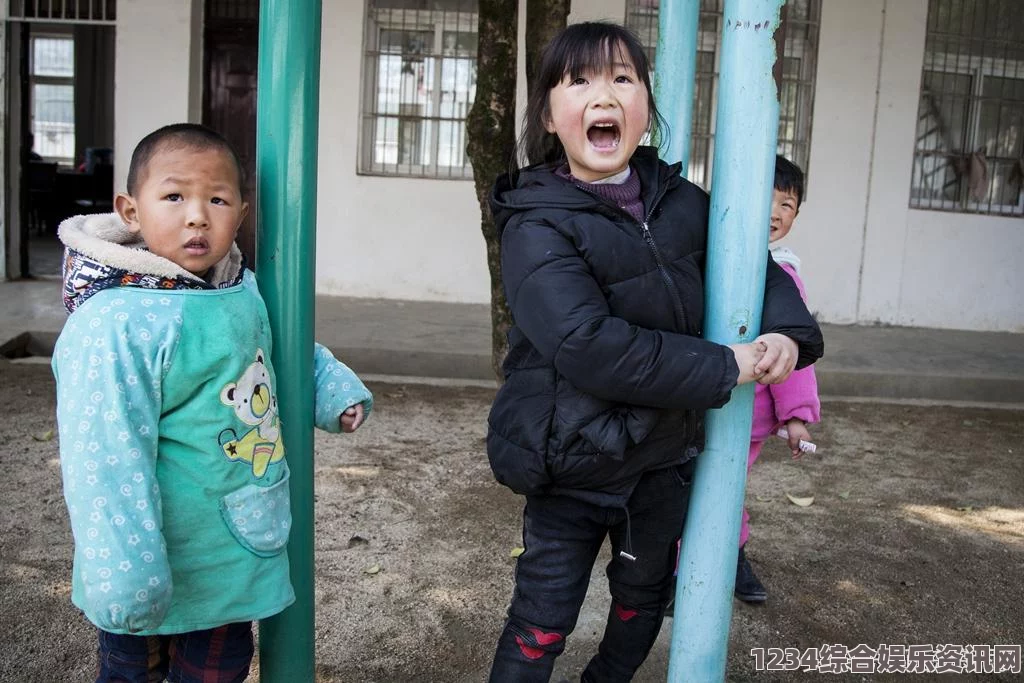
[577,405,661,460]
[219,462,292,557]
[486,367,556,495]
[552,376,660,460]
[487,427,551,495]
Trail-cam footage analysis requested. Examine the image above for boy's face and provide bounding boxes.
[769,188,799,243]
[115,145,248,276]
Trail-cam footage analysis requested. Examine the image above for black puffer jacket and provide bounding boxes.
[487,147,824,505]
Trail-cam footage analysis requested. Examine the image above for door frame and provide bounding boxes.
[3,5,117,280]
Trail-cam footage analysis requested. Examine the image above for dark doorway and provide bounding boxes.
[10,20,116,279]
[203,0,259,267]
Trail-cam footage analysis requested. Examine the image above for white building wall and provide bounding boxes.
[900,211,1023,330]
[103,0,1022,330]
[858,0,930,326]
[114,0,201,195]
[314,0,629,304]
[315,2,489,303]
[780,0,1022,331]
[570,0,625,23]
[787,0,884,324]
[863,0,1022,332]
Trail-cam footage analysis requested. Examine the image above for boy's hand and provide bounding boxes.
[340,404,365,433]
[784,418,812,458]
[728,341,767,385]
[752,333,798,384]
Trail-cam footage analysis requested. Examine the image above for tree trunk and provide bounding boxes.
[467,0,518,382]
[468,0,570,382]
[526,0,570,89]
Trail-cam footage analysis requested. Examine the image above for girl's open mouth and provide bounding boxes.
[587,122,621,150]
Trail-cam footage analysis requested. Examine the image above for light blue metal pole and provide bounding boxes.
[255,0,322,680]
[668,0,783,680]
[653,0,701,168]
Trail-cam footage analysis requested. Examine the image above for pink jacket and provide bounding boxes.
[751,262,820,442]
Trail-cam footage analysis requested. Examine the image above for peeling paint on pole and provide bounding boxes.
[667,0,783,681]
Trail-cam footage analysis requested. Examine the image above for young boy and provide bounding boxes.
[52,123,372,681]
[736,155,821,603]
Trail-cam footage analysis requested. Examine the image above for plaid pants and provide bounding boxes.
[96,621,254,683]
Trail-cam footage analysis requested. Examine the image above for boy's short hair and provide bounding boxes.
[774,155,805,207]
[126,123,244,196]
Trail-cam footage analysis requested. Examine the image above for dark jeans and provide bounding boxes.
[96,621,254,683]
[489,463,693,683]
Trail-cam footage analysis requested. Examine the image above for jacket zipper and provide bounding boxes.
[639,213,699,443]
[638,214,689,334]
[572,183,690,334]
[575,183,699,441]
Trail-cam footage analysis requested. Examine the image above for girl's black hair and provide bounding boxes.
[516,22,667,170]
[774,154,805,206]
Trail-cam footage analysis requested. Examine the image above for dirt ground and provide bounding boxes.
[1,358,1022,682]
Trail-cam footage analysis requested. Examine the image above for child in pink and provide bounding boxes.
[736,156,821,603]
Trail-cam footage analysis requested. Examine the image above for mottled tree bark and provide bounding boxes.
[526,0,570,90]
[468,0,569,382]
[466,0,518,382]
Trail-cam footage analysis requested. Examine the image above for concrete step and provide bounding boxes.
[2,280,1022,405]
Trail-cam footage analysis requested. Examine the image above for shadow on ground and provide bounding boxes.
[1,360,1020,681]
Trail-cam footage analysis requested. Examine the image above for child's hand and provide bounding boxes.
[340,404,365,433]
[783,418,812,458]
[728,341,767,385]
[752,333,798,384]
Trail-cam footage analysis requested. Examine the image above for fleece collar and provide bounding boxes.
[770,245,801,274]
[57,213,244,314]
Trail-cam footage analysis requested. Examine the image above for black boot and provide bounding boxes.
[735,546,768,603]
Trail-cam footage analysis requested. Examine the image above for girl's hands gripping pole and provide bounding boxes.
[751,333,799,384]
[728,341,768,384]
[729,332,799,386]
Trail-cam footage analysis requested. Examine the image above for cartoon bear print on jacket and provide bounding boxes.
[219,349,285,477]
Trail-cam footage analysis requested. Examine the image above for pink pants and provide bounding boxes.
[740,440,765,548]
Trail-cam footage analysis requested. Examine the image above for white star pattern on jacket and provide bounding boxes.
[55,294,174,632]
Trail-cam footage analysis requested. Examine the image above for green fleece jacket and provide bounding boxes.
[53,213,373,634]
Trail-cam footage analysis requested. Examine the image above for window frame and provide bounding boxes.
[625,0,821,191]
[358,3,478,180]
[911,48,1024,216]
[29,32,76,166]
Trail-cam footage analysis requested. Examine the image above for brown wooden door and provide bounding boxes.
[203,14,258,267]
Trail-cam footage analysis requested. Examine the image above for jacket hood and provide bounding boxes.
[770,245,801,274]
[489,146,683,236]
[58,212,244,313]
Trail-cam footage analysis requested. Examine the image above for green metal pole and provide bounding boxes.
[255,1,322,680]
[653,0,700,169]
[668,0,783,680]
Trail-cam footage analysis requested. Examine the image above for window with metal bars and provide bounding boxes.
[625,0,820,190]
[7,0,116,23]
[30,34,75,164]
[206,0,258,21]
[359,0,478,179]
[911,0,1024,216]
